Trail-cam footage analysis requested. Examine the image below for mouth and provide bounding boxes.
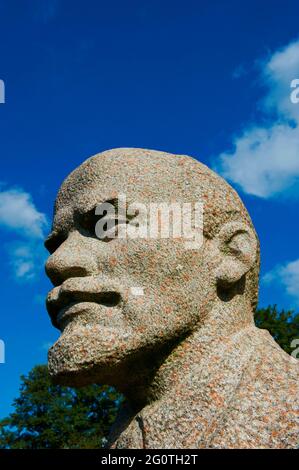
[46,277,123,329]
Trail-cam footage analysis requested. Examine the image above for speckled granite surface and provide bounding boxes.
[45,148,299,449]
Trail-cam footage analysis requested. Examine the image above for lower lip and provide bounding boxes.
[57,301,123,329]
[57,302,96,326]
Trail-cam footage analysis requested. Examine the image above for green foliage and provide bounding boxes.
[254,305,299,355]
[0,306,298,449]
[0,365,121,449]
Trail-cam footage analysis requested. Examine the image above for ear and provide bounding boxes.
[215,222,257,289]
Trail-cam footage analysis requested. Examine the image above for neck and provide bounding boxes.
[123,296,254,410]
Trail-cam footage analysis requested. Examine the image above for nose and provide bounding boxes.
[45,231,98,286]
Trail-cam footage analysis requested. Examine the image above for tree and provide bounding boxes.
[254,305,299,355]
[0,365,121,449]
[0,305,298,448]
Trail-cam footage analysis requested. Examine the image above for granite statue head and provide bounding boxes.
[45,148,259,395]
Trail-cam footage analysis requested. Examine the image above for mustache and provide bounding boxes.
[46,276,124,328]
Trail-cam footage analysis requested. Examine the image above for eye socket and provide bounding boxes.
[45,202,140,252]
[79,207,103,234]
[44,233,66,254]
[77,200,138,240]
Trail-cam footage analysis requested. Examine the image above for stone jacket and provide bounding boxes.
[109,326,299,449]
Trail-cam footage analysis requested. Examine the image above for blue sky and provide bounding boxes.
[0,0,299,418]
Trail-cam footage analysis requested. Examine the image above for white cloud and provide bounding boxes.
[0,188,47,238]
[214,39,299,198]
[8,242,47,281]
[14,260,35,279]
[263,40,299,122]
[263,259,299,306]
[0,187,48,281]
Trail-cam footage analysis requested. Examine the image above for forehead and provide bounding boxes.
[49,148,252,243]
[53,150,205,226]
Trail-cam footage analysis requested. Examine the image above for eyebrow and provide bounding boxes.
[44,198,134,253]
[44,200,114,252]
[75,197,120,214]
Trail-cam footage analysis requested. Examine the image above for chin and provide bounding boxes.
[47,322,146,388]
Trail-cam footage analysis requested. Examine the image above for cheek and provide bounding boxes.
[114,237,203,277]
[124,288,201,342]
[91,238,212,332]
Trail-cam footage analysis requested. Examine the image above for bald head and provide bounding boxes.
[53,148,259,306]
[45,148,259,387]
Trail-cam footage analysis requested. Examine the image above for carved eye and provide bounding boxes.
[78,199,138,241]
[44,232,67,254]
[79,207,103,234]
